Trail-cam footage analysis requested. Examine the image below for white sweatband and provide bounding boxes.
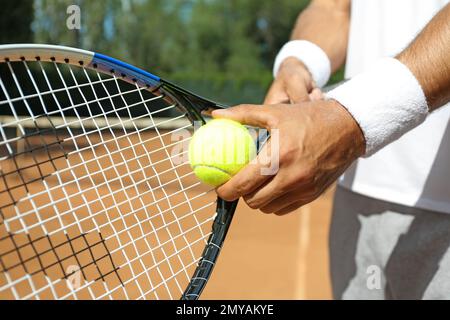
[326,57,429,157]
[273,40,331,88]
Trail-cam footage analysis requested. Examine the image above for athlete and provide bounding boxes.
[213,0,450,299]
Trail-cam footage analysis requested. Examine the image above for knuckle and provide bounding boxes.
[246,200,260,210]
[268,119,279,130]
[270,180,289,198]
[247,202,259,210]
[260,206,274,214]
[278,140,302,164]
[266,114,280,129]
[297,167,316,184]
[235,179,252,197]
[279,146,296,163]
[277,186,291,199]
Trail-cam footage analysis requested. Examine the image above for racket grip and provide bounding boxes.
[181,199,238,300]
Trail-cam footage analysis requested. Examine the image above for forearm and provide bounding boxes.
[397,3,450,111]
[327,4,450,156]
[291,0,350,73]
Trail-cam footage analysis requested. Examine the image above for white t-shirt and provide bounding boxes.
[340,0,450,213]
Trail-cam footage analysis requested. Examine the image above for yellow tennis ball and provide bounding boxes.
[189,118,256,187]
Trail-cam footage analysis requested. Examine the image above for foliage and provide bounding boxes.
[3,0,344,105]
[0,1,33,43]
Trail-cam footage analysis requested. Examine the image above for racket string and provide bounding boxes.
[0,58,216,300]
[0,137,192,222]
[134,82,201,291]
[66,67,193,298]
[1,146,192,229]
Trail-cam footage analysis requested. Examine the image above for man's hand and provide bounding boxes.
[265,57,323,104]
[212,100,365,215]
[266,0,351,105]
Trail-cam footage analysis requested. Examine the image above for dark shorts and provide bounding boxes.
[330,185,450,299]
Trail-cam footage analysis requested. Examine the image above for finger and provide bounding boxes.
[264,81,290,105]
[309,88,324,101]
[258,194,297,214]
[245,169,321,210]
[215,160,272,201]
[212,104,275,129]
[216,140,275,201]
[274,200,306,216]
[257,188,311,213]
[285,82,311,104]
[242,170,296,210]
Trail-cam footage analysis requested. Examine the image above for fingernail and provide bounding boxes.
[211,109,228,118]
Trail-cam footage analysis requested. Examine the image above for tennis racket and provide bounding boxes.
[0,44,242,300]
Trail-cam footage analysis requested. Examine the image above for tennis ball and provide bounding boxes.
[189,118,256,187]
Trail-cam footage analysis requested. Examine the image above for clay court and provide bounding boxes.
[0,123,332,299]
[202,187,333,299]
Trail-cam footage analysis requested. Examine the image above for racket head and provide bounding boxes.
[0,44,237,300]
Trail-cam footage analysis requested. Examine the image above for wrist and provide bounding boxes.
[326,58,429,156]
[328,99,366,159]
[278,57,315,89]
[273,40,331,88]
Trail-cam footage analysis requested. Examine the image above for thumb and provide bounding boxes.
[212,104,274,128]
[286,83,311,104]
[264,81,290,105]
[309,88,325,101]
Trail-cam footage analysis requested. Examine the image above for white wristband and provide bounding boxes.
[326,57,429,157]
[273,40,331,88]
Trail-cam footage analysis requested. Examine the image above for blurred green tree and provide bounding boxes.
[9,0,344,105]
[0,1,33,43]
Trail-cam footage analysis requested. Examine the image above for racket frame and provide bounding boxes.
[0,44,237,300]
